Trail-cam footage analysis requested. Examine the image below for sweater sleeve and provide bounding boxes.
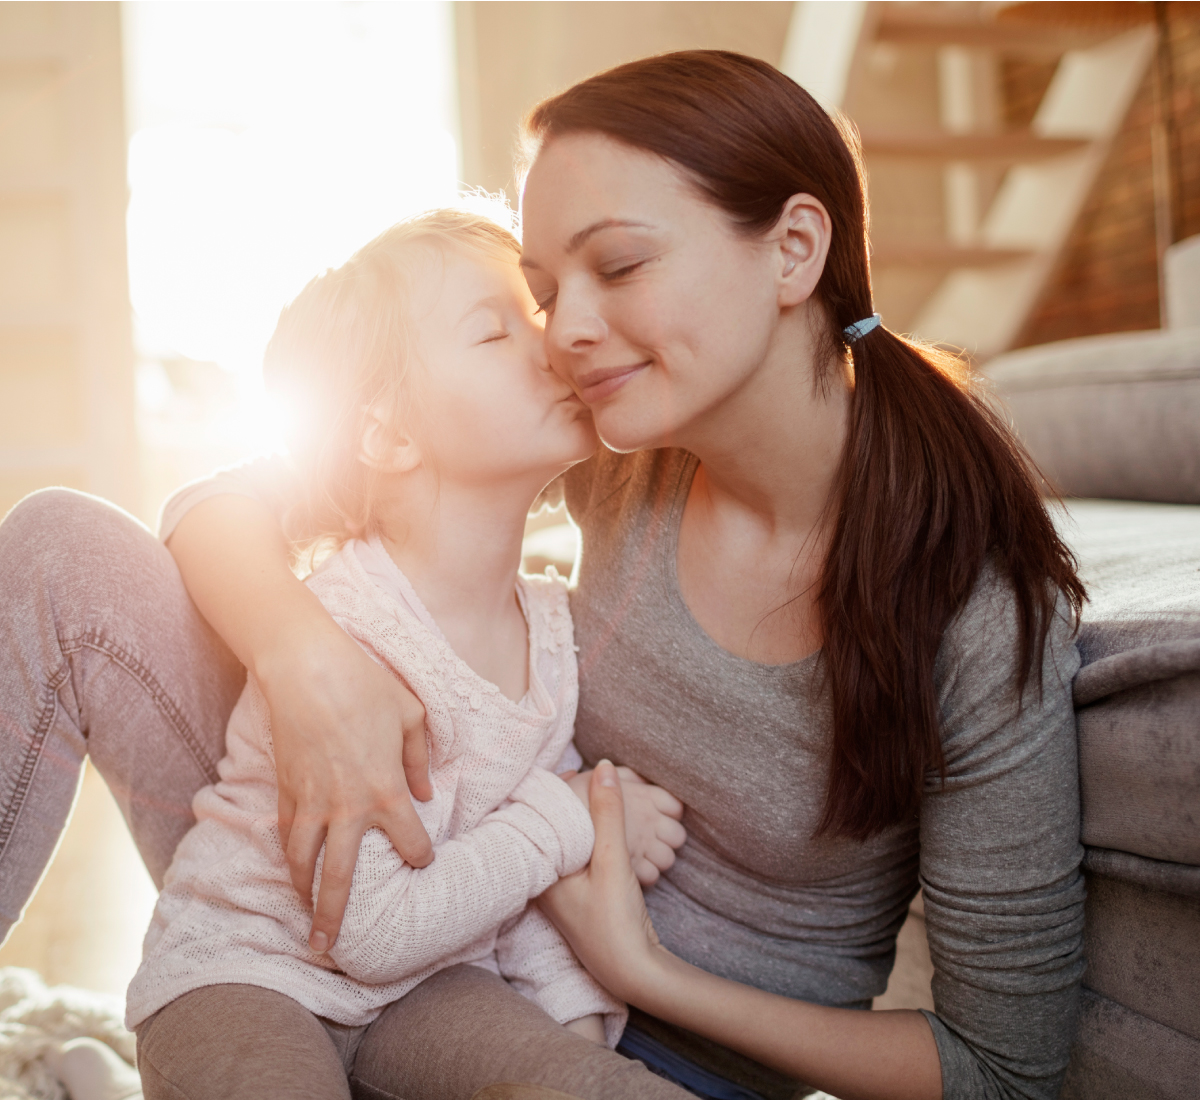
[157,454,299,542]
[495,905,627,1048]
[320,766,596,985]
[919,566,1085,1100]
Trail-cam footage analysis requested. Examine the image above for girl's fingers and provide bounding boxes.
[643,839,678,873]
[657,817,688,850]
[648,785,684,818]
[615,765,647,785]
[633,857,661,886]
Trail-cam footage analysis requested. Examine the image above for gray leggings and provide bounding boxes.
[137,966,684,1100]
[0,489,688,1100]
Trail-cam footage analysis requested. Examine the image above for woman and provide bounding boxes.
[0,52,1084,1100]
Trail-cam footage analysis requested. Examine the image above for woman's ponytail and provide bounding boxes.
[526,50,1085,838]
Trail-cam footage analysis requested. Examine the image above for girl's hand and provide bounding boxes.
[258,614,435,952]
[542,761,668,1002]
[564,766,686,886]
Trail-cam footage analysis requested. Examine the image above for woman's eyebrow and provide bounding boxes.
[521,219,654,269]
[566,218,652,253]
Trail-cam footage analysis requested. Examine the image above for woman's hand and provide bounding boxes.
[542,761,668,1002]
[258,618,436,952]
[168,494,435,952]
[564,765,686,886]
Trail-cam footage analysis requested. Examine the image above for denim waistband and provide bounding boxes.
[618,1024,770,1100]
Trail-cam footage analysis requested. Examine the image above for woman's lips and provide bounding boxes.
[575,363,647,404]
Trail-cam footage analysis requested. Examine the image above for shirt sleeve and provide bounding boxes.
[319,765,596,986]
[157,454,300,543]
[494,905,627,1048]
[919,564,1086,1100]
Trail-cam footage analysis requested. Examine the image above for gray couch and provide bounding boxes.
[987,326,1200,1100]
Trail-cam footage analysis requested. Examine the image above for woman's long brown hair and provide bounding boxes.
[524,50,1086,839]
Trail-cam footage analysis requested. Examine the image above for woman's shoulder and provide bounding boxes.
[934,557,1081,770]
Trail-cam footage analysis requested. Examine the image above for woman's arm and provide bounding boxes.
[166,481,434,952]
[540,763,943,1100]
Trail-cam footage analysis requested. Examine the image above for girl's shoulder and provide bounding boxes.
[518,567,575,657]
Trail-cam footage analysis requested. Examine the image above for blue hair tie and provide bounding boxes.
[843,313,882,343]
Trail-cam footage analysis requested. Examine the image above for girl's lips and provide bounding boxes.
[577,363,647,404]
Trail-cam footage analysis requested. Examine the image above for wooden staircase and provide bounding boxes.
[782,1,1157,360]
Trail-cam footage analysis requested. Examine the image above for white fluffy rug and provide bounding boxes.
[0,969,138,1100]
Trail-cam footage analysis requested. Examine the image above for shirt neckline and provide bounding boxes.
[359,536,549,715]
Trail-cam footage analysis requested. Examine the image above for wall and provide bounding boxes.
[0,2,137,520]
[455,1,793,199]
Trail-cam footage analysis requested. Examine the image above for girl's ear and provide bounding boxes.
[359,406,422,473]
[774,193,832,309]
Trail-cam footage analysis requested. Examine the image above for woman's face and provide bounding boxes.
[520,133,796,453]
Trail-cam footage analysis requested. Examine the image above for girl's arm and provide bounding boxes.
[321,766,596,984]
[539,763,943,1100]
[164,464,435,953]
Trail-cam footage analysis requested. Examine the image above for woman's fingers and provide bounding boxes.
[399,694,433,802]
[277,790,298,862]
[377,794,434,870]
[284,815,329,910]
[308,820,366,951]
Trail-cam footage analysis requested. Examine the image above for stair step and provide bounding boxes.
[875,15,1117,54]
[869,244,1035,269]
[860,130,1089,164]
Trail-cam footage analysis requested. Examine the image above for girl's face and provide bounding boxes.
[519,133,794,453]
[409,243,597,488]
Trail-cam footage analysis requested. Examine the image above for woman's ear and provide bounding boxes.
[359,406,421,473]
[774,193,832,308]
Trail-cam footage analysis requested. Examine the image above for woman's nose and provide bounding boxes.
[547,287,607,355]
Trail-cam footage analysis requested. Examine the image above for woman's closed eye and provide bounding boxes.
[599,259,647,281]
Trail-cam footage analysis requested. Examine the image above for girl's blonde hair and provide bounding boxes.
[263,207,520,561]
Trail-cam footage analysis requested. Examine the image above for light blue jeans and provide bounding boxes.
[0,488,245,941]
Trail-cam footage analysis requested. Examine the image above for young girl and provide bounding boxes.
[124,209,687,1099]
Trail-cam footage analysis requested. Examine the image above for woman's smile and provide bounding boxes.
[574,361,650,404]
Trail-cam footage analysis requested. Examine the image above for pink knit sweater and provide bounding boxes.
[126,538,626,1045]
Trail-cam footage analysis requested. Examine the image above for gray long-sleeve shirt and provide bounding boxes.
[162,446,1086,1100]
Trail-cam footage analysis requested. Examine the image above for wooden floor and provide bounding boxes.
[0,762,158,998]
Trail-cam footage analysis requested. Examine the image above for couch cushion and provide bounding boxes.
[1052,500,1200,864]
[1062,989,1200,1100]
[1079,869,1200,1041]
[988,330,1200,503]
